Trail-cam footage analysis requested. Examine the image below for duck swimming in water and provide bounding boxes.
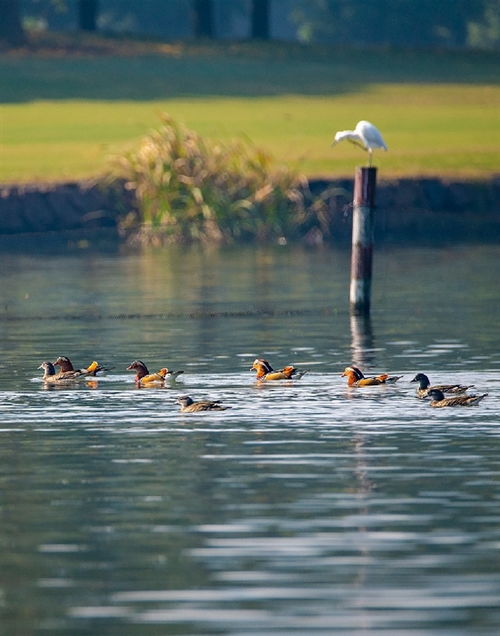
[176,396,230,412]
[53,356,109,378]
[251,358,307,381]
[341,365,402,387]
[126,360,184,387]
[427,388,487,408]
[39,361,82,384]
[126,360,166,387]
[411,373,473,398]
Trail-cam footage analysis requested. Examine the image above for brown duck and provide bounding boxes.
[39,361,82,384]
[176,396,230,412]
[251,358,307,381]
[427,388,487,408]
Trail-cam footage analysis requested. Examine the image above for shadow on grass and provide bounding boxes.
[1,41,499,103]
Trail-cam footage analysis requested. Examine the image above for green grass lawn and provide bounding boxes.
[1,37,500,183]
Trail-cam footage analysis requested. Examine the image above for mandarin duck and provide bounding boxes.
[176,395,230,412]
[427,388,487,408]
[251,358,307,381]
[51,356,91,381]
[411,373,473,398]
[53,356,110,378]
[127,360,182,387]
[127,360,165,387]
[341,365,402,387]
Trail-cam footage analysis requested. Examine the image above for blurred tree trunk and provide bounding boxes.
[192,0,215,38]
[0,0,26,46]
[78,0,99,32]
[251,0,270,40]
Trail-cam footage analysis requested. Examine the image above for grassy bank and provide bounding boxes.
[1,35,500,183]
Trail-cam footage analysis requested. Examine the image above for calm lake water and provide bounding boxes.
[0,236,499,634]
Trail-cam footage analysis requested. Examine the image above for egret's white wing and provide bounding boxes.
[332,130,365,148]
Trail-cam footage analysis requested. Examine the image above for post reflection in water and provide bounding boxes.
[352,433,374,598]
[349,312,374,368]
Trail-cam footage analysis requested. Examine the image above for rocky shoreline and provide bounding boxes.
[0,180,130,234]
[0,176,498,241]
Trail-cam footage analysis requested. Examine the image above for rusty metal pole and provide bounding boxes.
[350,166,377,315]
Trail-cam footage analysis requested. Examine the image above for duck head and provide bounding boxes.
[251,358,274,378]
[127,360,149,379]
[53,356,74,372]
[341,366,364,379]
[427,388,445,402]
[341,365,365,386]
[39,361,57,376]
[411,373,430,389]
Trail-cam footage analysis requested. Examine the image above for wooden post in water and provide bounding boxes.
[350,166,377,315]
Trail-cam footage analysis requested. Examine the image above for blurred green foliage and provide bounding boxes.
[111,114,333,245]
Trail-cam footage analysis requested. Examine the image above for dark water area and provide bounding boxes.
[0,236,499,634]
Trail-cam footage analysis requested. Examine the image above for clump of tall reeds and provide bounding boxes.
[111,114,331,245]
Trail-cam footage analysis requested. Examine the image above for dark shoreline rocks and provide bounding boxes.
[0,176,499,242]
[308,176,500,243]
[0,180,132,235]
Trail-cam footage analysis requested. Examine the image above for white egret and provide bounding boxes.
[332,120,388,166]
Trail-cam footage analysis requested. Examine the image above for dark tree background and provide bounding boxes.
[78,0,99,31]
[192,0,215,38]
[251,0,270,40]
[291,0,490,48]
[2,0,499,49]
[0,0,26,45]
